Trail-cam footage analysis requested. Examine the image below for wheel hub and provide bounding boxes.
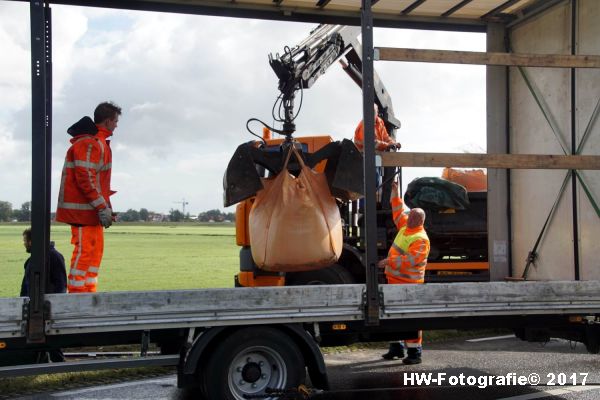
[241,362,262,383]
[230,347,287,399]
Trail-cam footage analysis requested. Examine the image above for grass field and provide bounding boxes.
[0,223,239,297]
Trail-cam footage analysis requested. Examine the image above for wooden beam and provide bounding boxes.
[376,47,600,68]
[379,152,600,170]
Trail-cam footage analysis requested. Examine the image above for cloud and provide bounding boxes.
[0,2,486,215]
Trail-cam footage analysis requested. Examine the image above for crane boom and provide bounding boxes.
[268,24,400,138]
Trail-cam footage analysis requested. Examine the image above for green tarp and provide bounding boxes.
[404,177,470,210]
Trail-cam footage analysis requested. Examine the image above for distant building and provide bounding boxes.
[149,212,167,222]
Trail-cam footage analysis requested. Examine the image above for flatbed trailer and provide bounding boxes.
[3,0,600,398]
[1,281,599,396]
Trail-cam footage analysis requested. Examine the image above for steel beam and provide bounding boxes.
[28,0,51,344]
[486,22,510,281]
[570,0,580,280]
[12,0,487,32]
[360,0,380,326]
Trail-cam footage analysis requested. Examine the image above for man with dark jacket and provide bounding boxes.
[21,228,67,296]
[21,228,67,363]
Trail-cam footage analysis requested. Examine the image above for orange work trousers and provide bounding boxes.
[67,225,104,293]
[405,330,422,348]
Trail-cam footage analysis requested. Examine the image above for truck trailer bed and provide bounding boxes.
[2,281,599,339]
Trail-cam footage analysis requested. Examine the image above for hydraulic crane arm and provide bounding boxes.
[269,24,400,138]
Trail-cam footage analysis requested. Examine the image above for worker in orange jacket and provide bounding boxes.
[56,102,121,293]
[353,103,399,152]
[353,103,400,209]
[378,181,430,364]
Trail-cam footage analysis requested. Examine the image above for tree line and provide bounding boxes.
[0,201,235,223]
[0,201,30,222]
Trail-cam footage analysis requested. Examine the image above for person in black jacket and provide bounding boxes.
[21,228,67,296]
[20,228,67,363]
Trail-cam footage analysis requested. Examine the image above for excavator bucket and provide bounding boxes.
[223,139,364,207]
[223,143,264,207]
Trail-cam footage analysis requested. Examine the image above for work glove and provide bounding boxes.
[98,207,113,228]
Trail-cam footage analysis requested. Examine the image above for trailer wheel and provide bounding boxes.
[203,326,306,400]
[286,264,355,285]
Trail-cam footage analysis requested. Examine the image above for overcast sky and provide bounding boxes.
[0,1,486,215]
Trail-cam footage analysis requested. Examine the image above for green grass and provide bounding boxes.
[0,223,239,297]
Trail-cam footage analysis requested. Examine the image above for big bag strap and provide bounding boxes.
[282,145,307,172]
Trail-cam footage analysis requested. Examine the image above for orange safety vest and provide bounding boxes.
[385,193,430,284]
[385,226,429,284]
[353,116,394,151]
[56,117,113,226]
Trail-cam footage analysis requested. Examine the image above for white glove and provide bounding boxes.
[98,207,113,228]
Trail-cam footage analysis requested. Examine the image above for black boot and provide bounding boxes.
[402,347,422,365]
[382,342,405,360]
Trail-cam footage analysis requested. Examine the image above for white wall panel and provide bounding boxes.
[576,0,600,280]
[509,2,574,280]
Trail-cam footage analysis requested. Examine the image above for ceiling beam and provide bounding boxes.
[315,0,331,7]
[481,0,522,19]
[441,0,473,17]
[401,0,427,15]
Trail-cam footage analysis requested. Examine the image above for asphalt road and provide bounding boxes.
[16,335,600,400]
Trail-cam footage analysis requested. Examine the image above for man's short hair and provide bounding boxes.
[23,228,32,241]
[94,101,122,124]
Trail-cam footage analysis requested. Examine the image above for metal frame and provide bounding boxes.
[28,0,52,344]
[360,0,379,326]
[570,0,579,280]
[15,0,487,32]
[486,22,511,280]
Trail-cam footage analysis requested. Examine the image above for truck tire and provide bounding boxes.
[202,326,306,400]
[286,264,355,285]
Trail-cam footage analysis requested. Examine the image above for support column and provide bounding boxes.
[361,0,379,325]
[28,0,52,343]
[486,23,511,280]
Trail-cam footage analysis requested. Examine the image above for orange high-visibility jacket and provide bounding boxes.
[56,117,113,226]
[384,193,430,284]
[353,116,394,151]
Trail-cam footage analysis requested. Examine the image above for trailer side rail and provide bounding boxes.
[42,285,365,335]
[3,281,600,339]
[0,297,27,339]
[381,281,600,318]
